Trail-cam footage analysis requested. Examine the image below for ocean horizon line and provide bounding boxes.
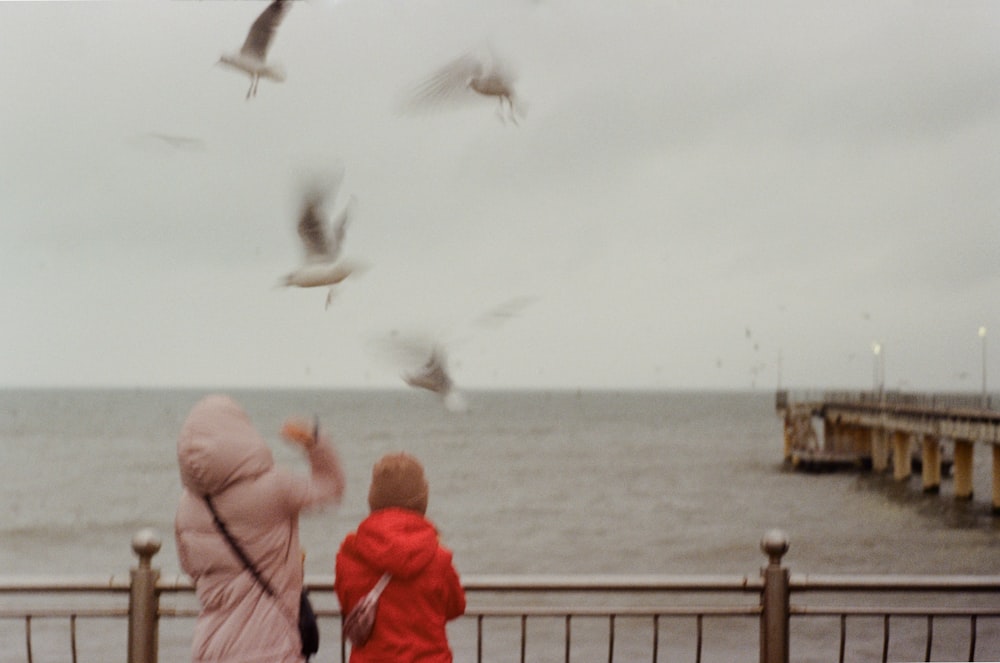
[0,384,780,395]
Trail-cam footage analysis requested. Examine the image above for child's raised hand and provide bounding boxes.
[281,417,318,450]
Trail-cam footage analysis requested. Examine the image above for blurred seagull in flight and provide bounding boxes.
[126,132,206,153]
[404,46,523,124]
[281,175,363,309]
[403,345,467,412]
[218,0,291,99]
[371,332,467,412]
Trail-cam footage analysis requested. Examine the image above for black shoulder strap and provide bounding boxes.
[204,495,278,598]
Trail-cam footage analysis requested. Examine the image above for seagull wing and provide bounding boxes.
[405,53,483,109]
[240,0,290,59]
[297,193,331,260]
[326,196,355,262]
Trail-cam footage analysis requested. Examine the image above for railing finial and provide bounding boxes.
[131,529,162,571]
[761,529,789,566]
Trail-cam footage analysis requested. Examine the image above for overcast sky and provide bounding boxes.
[2,0,998,392]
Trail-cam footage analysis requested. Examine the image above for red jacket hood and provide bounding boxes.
[339,508,440,579]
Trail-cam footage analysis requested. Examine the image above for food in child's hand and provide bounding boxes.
[281,420,315,446]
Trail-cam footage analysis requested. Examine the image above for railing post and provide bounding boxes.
[760,529,790,663]
[128,528,162,663]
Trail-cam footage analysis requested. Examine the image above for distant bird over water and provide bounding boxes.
[281,174,363,308]
[218,0,291,99]
[403,47,523,124]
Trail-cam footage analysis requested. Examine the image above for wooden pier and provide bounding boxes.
[776,390,1000,510]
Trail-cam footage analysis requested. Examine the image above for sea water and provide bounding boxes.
[2,389,999,661]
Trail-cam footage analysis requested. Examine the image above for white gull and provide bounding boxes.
[403,46,524,124]
[281,176,363,309]
[218,0,291,100]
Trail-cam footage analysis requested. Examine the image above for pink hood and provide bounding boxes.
[177,394,273,497]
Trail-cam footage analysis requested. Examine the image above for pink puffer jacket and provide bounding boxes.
[175,394,345,663]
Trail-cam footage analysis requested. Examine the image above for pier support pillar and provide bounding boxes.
[892,431,911,481]
[993,446,1000,514]
[871,429,889,474]
[954,440,974,501]
[823,418,837,453]
[851,426,870,457]
[782,414,793,463]
[921,436,941,494]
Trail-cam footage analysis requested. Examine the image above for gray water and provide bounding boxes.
[2,389,999,661]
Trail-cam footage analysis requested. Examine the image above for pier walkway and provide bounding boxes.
[2,529,1000,663]
[776,390,1000,509]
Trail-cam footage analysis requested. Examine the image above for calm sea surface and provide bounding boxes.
[2,388,999,661]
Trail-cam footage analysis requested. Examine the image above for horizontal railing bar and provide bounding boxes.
[792,607,1000,617]
[157,608,200,618]
[154,575,766,593]
[459,606,762,617]
[162,605,1000,619]
[144,574,767,593]
[0,609,127,618]
[7,573,992,595]
[167,606,762,618]
[0,576,132,592]
[154,576,193,591]
[459,574,763,592]
[790,574,1000,591]
[6,573,996,597]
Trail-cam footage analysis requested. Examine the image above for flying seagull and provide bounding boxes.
[403,47,523,124]
[281,175,363,308]
[403,345,467,412]
[404,346,453,396]
[126,132,206,152]
[370,333,467,412]
[218,0,291,99]
[471,295,538,331]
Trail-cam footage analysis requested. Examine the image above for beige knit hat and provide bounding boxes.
[367,452,429,515]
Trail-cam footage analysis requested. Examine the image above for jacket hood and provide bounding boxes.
[344,508,440,578]
[177,394,274,497]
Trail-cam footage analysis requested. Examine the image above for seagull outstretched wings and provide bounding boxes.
[403,47,523,124]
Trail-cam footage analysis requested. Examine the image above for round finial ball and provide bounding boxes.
[760,529,789,559]
[132,528,162,557]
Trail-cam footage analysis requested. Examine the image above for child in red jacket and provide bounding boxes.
[335,452,466,662]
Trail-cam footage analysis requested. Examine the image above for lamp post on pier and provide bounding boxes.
[872,342,884,399]
[980,326,987,408]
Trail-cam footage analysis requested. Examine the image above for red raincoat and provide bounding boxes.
[335,508,465,662]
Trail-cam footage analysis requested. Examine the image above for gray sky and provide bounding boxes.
[2,0,998,392]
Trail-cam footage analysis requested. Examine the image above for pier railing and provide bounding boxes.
[2,529,999,663]
[777,389,998,414]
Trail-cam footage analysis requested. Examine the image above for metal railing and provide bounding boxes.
[1,529,999,663]
[777,389,999,415]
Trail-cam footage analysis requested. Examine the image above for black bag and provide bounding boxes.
[299,590,320,657]
[205,496,321,659]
